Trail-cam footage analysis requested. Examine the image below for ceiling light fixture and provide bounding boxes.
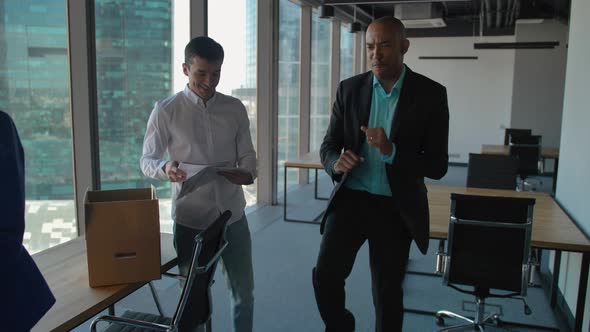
[320,5,335,18]
[350,6,362,32]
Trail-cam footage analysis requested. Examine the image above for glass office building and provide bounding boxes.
[0,0,73,200]
[0,0,75,253]
[95,0,172,193]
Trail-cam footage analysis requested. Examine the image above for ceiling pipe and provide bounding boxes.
[484,0,492,28]
[496,0,502,28]
[324,0,470,4]
[505,0,514,26]
[512,0,521,26]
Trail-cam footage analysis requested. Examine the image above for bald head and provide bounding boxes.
[370,16,406,41]
[366,16,409,86]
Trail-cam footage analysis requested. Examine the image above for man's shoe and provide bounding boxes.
[325,309,355,332]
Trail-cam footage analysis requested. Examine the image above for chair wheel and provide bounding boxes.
[492,315,502,327]
[435,316,444,326]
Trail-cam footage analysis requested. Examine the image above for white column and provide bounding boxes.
[257,0,279,204]
[298,5,312,185]
[329,19,341,110]
[190,0,207,37]
[66,0,99,235]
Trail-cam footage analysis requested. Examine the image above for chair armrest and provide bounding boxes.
[90,315,170,332]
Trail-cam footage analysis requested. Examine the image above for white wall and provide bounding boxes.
[554,0,590,329]
[405,36,516,163]
[510,19,568,172]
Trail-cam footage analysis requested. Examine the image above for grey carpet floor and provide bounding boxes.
[77,166,568,332]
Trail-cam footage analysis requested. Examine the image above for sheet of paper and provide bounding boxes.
[178,163,210,179]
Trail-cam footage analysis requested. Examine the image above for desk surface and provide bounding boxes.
[427,185,589,252]
[32,233,176,332]
[284,152,322,169]
[481,144,560,159]
[285,154,586,251]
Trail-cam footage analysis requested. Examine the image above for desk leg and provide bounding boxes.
[283,165,323,224]
[574,252,589,332]
[314,168,318,199]
[552,158,559,194]
[550,250,562,309]
[314,168,329,201]
[283,165,287,219]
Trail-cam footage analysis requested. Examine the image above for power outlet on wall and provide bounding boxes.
[449,153,461,159]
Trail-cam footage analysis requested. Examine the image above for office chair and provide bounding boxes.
[466,153,519,190]
[503,128,531,146]
[90,210,232,332]
[435,194,535,331]
[509,135,543,191]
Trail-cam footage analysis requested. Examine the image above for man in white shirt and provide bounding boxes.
[140,36,256,332]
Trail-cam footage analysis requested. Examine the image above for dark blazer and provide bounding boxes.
[320,66,449,254]
[0,110,56,330]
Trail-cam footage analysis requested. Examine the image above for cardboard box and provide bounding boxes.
[85,187,161,287]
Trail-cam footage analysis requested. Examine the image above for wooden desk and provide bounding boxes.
[481,144,560,193]
[481,144,559,160]
[426,185,590,332]
[283,152,328,224]
[32,233,176,332]
[427,185,588,251]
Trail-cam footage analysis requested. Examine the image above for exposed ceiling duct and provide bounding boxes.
[322,0,570,37]
[393,3,447,28]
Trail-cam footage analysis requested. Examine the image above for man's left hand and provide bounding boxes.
[218,169,254,185]
[360,126,393,156]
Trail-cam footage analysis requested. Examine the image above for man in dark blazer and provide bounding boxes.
[1,110,56,331]
[312,17,449,332]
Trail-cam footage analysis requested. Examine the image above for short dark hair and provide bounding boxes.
[184,36,224,65]
[371,16,407,40]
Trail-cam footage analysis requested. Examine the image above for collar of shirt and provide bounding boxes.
[183,84,217,108]
[372,64,406,98]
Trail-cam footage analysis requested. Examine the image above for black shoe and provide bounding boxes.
[325,309,355,332]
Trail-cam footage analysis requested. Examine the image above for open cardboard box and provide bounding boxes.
[84,187,161,287]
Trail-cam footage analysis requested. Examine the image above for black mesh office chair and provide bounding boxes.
[90,210,231,332]
[509,135,543,191]
[466,153,519,190]
[435,194,535,331]
[504,128,531,146]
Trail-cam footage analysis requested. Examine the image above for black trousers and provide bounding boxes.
[313,187,412,332]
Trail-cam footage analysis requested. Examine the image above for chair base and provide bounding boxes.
[516,176,543,192]
[435,310,502,332]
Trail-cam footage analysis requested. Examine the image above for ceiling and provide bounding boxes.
[324,0,570,37]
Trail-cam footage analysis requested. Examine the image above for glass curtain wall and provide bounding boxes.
[94,0,176,232]
[340,24,354,82]
[0,0,76,253]
[208,0,258,207]
[309,9,331,153]
[278,0,301,191]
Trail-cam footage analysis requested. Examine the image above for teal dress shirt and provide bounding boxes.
[344,66,406,197]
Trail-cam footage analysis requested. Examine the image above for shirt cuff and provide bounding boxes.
[381,143,396,165]
[331,159,341,175]
[158,160,169,178]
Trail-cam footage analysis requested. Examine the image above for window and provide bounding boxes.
[0,0,75,253]
[208,0,258,207]
[278,0,301,191]
[309,9,331,153]
[340,24,354,81]
[94,0,177,233]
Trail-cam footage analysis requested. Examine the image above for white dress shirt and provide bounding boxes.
[140,85,257,229]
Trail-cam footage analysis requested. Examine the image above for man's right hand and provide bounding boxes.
[333,150,363,174]
[164,161,187,182]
